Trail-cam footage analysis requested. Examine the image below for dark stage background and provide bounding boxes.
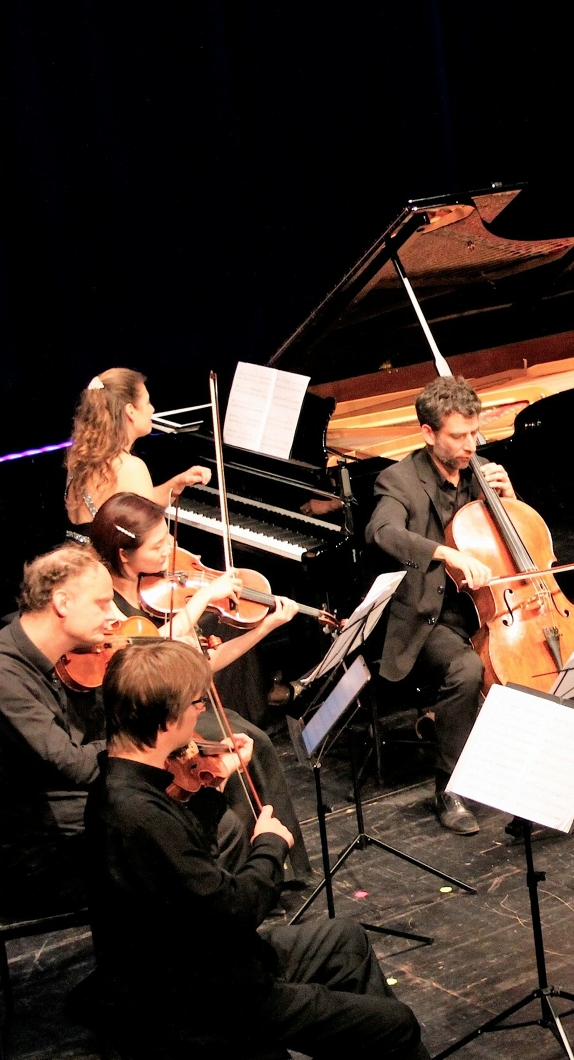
[1,1,572,611]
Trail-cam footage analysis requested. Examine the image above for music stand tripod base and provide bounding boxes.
[290,737,476,940]
[434,819,574,1060]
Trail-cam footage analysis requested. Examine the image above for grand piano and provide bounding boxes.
[142,182,574,619]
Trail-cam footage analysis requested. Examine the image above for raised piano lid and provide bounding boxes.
[267,184,574,460]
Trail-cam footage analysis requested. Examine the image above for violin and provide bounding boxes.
[138,547,339,631]
[55,615,160,692]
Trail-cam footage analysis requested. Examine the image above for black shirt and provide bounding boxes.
[0,618,105,910]
[423,451,477,638]
[85,754,287,1030]
[0,619,104,838]
[423,450,474,529]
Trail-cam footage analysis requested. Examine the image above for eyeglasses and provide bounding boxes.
[190,696,207,707]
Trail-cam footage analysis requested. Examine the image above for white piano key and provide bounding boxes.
[187,483,340,533]
[167,506,307,561]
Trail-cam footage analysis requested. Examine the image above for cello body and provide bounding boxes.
[445,496,574,694]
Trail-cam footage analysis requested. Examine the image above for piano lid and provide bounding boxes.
[268,184,574,385]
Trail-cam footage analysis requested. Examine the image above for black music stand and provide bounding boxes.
[151,403,209,433]
[436,682,574,1058]
[435,816,574,1059]
[288,581,476,932]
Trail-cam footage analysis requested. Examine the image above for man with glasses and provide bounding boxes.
[85,639,430,1060]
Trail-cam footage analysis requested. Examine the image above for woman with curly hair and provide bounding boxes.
[65,368,210,541]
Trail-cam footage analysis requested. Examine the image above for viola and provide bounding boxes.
[166,733,232,795]
[444,454,574,694]
[55,615,160,691]
[138,547,339,631]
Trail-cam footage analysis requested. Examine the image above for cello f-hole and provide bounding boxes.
[502,589,515,626]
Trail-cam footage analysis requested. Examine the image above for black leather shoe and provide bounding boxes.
[434,791,479,835]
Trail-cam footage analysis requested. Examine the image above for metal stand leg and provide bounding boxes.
[434,820,574,1059]
[291,728,475,933]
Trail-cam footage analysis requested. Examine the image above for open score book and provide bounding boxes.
[223,362,310,460]
[448,682,574,832]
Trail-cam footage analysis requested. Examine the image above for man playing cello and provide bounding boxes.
[366,376,515,835]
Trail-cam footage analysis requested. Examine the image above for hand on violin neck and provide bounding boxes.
[434,545,492,589]
[252,805,294,849]
[261,596,298,630]
[480,461,516,499]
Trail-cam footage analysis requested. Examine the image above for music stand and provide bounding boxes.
[550,650,574,700]
[288,576,476,931]
[151,403,210,433]
[436,682,574,1058]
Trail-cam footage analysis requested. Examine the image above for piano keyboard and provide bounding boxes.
[168,486,343,562]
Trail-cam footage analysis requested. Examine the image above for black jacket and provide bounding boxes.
[365,448,484,681]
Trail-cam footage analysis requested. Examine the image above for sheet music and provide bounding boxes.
[448,683,574,831]
[223,362,310,459]
[302,656,371,756]
[300,571,405,685]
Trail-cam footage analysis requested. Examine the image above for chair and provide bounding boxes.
[361,666,437,789]
[0,905,91,1056]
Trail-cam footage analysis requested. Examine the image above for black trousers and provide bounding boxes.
[417,622,483,776]
[254,918,430,1060]
[106,922,429,1060]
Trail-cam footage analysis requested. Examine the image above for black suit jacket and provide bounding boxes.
[365,448,484,681]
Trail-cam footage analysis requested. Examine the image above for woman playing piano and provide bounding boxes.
[89,491,311,880]
[65,367,211,542]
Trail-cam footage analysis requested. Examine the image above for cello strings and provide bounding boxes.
[471,456,566,668]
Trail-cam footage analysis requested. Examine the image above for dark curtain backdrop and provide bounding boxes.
[0,0,572,605]
[2,0,570,452]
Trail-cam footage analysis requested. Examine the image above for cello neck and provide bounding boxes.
[469,455,534,573]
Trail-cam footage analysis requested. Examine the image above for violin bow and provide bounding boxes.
[209,371,234,572]
[188,371,262,818]
[488,561,574,586]
[166,487,179,641]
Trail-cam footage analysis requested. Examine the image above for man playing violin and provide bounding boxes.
[85,639,430,1060]
[366,376,515,836]
[0,545,253,917]
[88,491,312,882]
[0,545,114,914]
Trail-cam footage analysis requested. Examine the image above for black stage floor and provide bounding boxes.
[4,725,574,1060]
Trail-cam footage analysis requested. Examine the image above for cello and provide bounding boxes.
[390,255,574,697]
[444,452,574,695]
